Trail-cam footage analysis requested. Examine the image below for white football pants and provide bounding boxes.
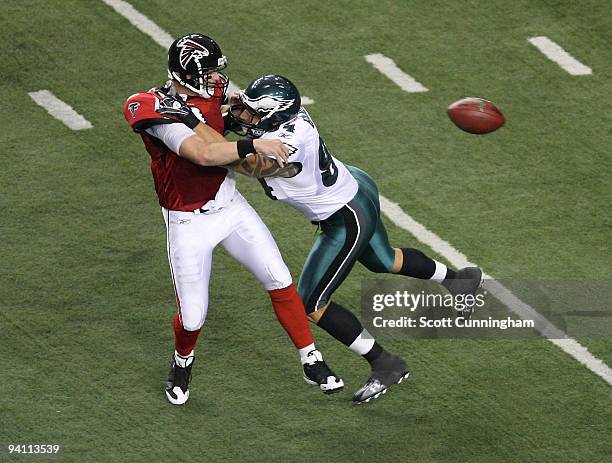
[162,192,292,331]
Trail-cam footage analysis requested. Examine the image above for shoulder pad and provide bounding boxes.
[123,91,176,132]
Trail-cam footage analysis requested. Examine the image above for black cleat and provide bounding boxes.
[442,267,483,320]
[353,352,410,404]
[165,354,193,405]
[302,350,344,394]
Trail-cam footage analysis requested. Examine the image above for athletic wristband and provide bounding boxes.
[237,139,255,159]
[184,112,200,130]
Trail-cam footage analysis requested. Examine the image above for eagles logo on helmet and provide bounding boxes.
[167,33,228,98]
[229,75,302,138]
[241,95,296,118]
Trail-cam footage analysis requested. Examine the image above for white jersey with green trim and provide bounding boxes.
[258,108,358,221]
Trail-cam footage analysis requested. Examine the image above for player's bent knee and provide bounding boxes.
[178,302,207,331]
[182,321,203,332]
[303,297,327,315]
[363,262,391,274]
[297,286,320,315]
[262,255,293,290]
[180,313,205,332]
[360,249,398,274]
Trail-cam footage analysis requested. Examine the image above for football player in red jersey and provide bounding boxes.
[123,33,343,405]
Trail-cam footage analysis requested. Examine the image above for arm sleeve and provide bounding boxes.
[145,123,196,155]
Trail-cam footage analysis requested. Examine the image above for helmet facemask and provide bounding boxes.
[167,58,228,98]
[228,94,278,138]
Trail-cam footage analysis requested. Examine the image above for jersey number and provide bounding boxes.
[318,137,338,187]
[259,136,337,200]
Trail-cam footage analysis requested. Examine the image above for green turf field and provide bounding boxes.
[1,1,610,461]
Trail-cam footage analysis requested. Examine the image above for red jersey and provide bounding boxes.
[123,87,228,211]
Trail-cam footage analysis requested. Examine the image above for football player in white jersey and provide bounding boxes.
[228,75,483,404]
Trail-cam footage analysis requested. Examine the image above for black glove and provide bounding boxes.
[155,91,201,129]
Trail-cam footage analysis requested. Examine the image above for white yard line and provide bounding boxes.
[28,90,92,130]
[528,36,592,76]
[101,0,173,48]
[364,53,428,92]
[102,0,314,105]
[379,195,612,386]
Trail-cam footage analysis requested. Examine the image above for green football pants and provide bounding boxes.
[297,166,396,313]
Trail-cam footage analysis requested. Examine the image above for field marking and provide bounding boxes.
[102,0,314,105]
[28,90,92,130]
[101,0,173,48]
[528,36,592,76]
[379,195,612,386]
[364,53,428,92]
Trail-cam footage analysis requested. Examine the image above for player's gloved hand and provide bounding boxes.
[155,91,201,129]
[228,91,241,107]
[253,139,289,167]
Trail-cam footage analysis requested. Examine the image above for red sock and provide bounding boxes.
[268,284,314,349]
[173,312,200,356]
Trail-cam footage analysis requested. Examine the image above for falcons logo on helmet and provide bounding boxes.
[177,37,210,69]
[242,94,296,118]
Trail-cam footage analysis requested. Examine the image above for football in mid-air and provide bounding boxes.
[447,97,505,134]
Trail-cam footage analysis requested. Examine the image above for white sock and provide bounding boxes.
[298,343,317,365]
[348,329,376,355]
[174,350,195,368]
[431,260,448,283]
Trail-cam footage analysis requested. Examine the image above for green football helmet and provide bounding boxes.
[229,75,301,138]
